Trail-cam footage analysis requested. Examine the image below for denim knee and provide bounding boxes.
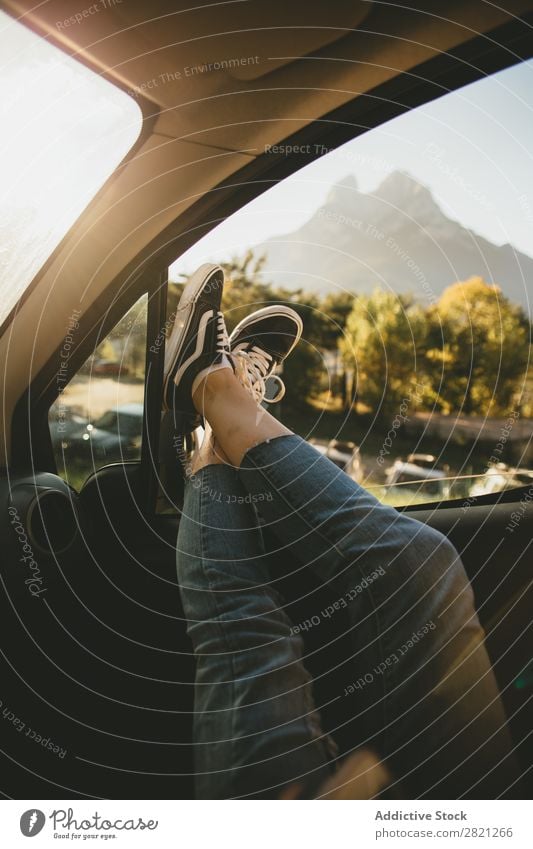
[404,520,460,571]
[389,518,474,626]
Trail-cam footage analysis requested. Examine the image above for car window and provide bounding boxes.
[0,10,142,326]
[169,59,533,507]
[49,295,147,490]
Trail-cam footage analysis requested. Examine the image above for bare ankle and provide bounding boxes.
[192,367,234,415]
[190,425,232,474]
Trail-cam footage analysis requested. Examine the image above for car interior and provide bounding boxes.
[1,0,532,799]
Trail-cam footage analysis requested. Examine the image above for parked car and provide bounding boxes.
[469,463,533,497]
[384,458,451,501]
[49,406,90,452]
[92,358,129,377]
[406,453,439,469]
[66,403,143,462]
[307,438,363,479]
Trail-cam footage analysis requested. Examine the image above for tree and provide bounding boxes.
[319,291,355,350]
[427,277,530,415]
[340,288,427,421]
[313,291,355,405]
[220,252,275,330]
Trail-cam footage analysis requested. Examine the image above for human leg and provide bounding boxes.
[177,436,336,798]
[237,433,520,798]
[192,368,519,798]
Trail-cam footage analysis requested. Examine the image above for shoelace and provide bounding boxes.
[233,345,285,405]
[215,311,230,356]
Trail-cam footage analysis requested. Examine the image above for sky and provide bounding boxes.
[172,57,533,275]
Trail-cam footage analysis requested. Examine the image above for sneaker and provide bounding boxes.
[163,263,230,415]
[229,305,303,405]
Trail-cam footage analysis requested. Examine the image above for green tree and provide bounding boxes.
[221,252,275,330]
[340,288,427,421]
[319,291,355,349]
[427,277,530,415]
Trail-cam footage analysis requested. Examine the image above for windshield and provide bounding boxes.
[0,11,142,325]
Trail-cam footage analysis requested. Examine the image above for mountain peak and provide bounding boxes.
[375,169,431,199]
[325,174,359,204]
[373,170,446,227]
[253,168,531,311]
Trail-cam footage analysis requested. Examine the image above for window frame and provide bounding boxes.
[46,289,151,496]
[14,271,167,512]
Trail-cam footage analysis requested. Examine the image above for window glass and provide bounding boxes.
[169,59,533,507]
[0,10,142,325]
[49,295,147,490]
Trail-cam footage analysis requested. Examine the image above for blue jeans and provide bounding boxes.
[177,435,519,799]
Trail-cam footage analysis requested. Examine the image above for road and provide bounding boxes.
[59,376,144,420]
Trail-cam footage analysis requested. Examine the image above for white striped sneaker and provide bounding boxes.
[163,263,230,416]
[229,305,303,405]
